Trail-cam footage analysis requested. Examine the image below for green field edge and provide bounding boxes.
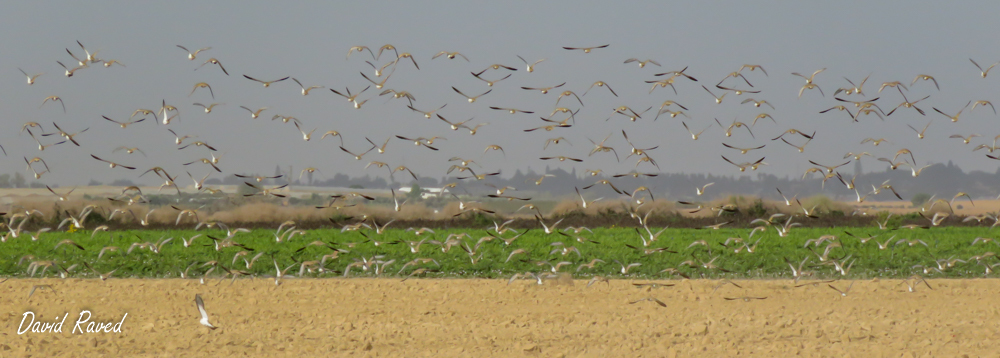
[2,227,997,280]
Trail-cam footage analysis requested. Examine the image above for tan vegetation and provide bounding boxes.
[3,187,998,226]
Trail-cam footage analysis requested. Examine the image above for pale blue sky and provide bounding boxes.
[2,1,999,187]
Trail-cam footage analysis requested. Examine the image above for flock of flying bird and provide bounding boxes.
[7,41,1000,204]
[5,41,1000,319]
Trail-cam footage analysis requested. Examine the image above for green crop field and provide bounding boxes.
[3,224,998,281]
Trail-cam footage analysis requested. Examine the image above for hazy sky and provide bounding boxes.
[2,1,1000,189]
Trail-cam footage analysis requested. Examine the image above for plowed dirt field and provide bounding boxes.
[1,278,996,357]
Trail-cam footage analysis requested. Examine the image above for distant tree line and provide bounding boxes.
[0,173,45,188]
[8,160,999,200]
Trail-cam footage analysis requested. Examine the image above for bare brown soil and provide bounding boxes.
[1,278,997,356]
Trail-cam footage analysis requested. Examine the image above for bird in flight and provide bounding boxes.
[19,68,42,85]
[41,96,66,113]
[292,78,324,95]
[452,87,491,103]
[432,51,469,61]
[196,58,228,75]
[347,46,375,60]
[563,44,610,53]
[177,45,211,60]
[243,74,290,87]
[517,55,545,72]
[194,294,217,329]
[971,58,1000,78]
